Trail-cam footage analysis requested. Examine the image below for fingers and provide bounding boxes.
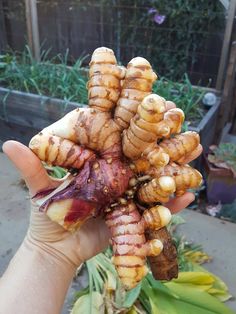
[164,192,195,214]
[2,141,57,195]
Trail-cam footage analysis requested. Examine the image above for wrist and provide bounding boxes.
[24,231,78,273]
[0,232,77,314]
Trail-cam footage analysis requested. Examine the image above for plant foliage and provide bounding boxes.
[109,0,225,81]
[208,143,236,177]
[71,217,234,314]
[0,47,206,122]
[0,47,88,104]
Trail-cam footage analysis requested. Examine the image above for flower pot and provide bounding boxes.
[203,154,236,204]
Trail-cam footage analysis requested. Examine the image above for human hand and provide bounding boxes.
[3,140,199,268]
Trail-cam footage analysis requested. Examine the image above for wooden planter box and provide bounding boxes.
[0,87,221,150]
[203,154,236,204]
[188,97,221,151]
[0,87,85,145]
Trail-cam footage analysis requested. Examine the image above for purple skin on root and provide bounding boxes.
[34,155,133,225]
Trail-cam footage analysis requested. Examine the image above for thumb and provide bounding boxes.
[2,140,56,195]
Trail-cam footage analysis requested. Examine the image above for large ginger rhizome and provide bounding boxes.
[29,47,202,289]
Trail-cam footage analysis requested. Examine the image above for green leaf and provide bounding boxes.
[146,273,179,298]
[173,272,215,285]
[71,291,104,314]
[123,282,141,308]
[73,287,89,303]
[170,215,186,226]
[165,282,236,314]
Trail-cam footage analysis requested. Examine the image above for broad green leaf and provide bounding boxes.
[189,264,232,301]
[173,272,214,285]
[165,282,236,314]
[146,274,179,298]
[149,298,162,314]
[170,215,186,226]
[73,287,89,303]
[149,291,178,314]
[123,283,141,308]
[71,291,104,314]
[105,270,116,291]
[171,283,213,292]
[207,288,232,302]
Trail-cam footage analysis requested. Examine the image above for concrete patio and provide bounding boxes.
[0,152,236,313]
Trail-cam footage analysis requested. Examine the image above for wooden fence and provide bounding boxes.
[0,0,233,88]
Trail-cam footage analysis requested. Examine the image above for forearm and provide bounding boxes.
[0,234,77,314]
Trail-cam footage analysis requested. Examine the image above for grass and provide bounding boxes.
[153,74,206,124]
[0,46,206,122]
[0,46,88,104]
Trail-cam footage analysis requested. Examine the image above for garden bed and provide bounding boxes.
[0,48,221,150]
[188,97,221,151]
[0,86,221,149]
[0,87,85,145]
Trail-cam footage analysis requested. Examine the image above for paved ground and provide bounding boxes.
[0,152,236,312]
[177,210,236,311]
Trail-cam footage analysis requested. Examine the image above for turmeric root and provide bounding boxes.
[122,94,185,168]
[88,47,126,112]
[28,46,203,289]
[29,133,95,169]
[147,162,203,196]
[106,202,171,289]
[114,57,157,129]
[138,176,176,204]
[36,158,132,231]
[159,131,200,163]
[145,227,178,280]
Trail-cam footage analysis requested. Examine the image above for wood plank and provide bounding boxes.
[216,0,236,90]
[0,88,86,130]
[25,0,40,61]
[0,119,39,146]
[231,86,236,133]
[190,100,221,151]
[0,0,7,51]
[215,41,236,141]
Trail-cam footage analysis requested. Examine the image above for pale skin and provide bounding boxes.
[0,140,202,314]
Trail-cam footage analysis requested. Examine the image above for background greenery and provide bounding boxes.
[1,0,226,86]
[108,0,225,83]
[0,47,206,124]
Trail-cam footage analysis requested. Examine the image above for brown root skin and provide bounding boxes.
[122,94,170,168]
[146,227,178,281]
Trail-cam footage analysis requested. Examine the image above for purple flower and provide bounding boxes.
[153,13,166,24]
[148,7,157,15]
